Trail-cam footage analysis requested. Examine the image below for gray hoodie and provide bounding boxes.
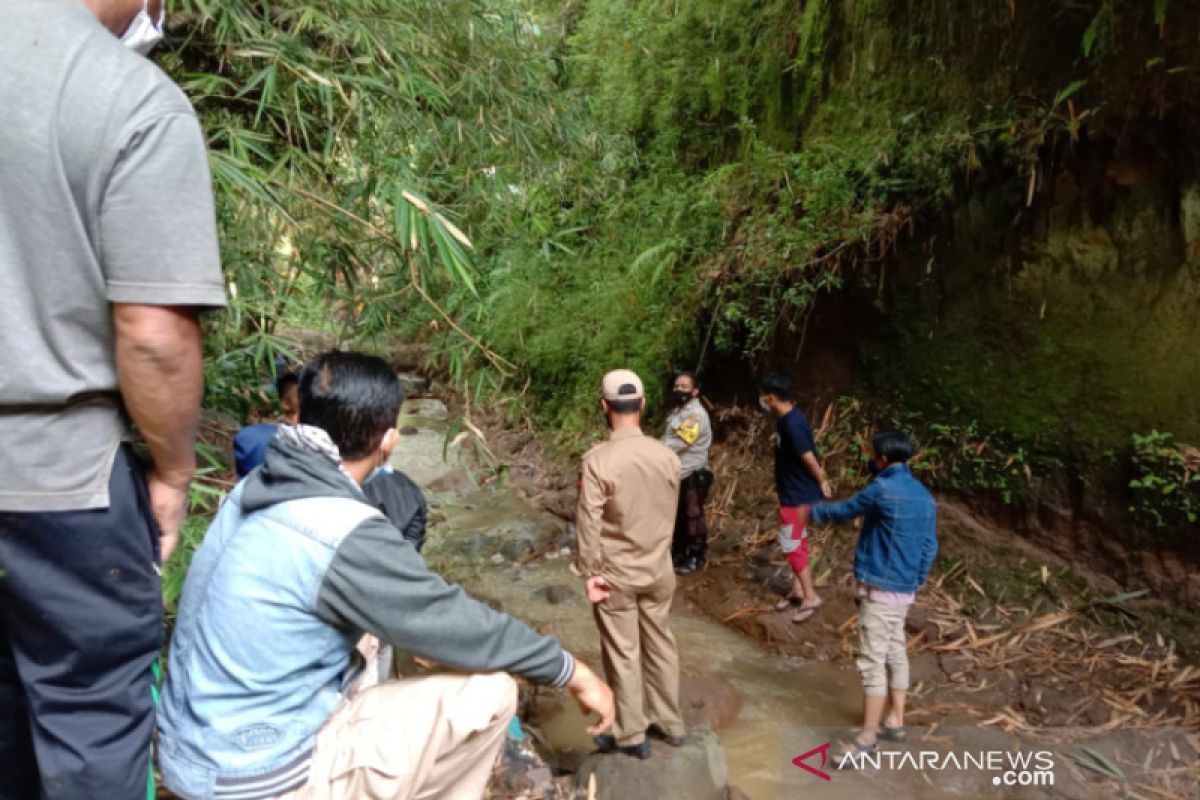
[159,430,573,800]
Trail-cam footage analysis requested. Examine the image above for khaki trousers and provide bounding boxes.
[593,577,684,746]
[276,672,517,800]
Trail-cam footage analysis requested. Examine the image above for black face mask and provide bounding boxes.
[867,460,882,477]
[672,390,693,406]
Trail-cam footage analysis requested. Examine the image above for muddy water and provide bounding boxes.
[392,402,1030,800]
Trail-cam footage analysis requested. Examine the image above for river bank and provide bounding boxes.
[176,375,1199,799]
[458,395,1200,799]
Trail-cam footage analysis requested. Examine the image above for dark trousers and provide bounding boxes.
[671,469,712,564]
[0,446,163,800]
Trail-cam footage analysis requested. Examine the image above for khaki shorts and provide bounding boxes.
[855,600,910,697]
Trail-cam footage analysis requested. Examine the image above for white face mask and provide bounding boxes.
[758,396,771,413]
[121,0,165,56]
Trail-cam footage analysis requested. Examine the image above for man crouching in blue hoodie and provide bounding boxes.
[159,351,614,800]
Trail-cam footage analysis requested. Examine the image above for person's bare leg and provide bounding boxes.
[885,688,906,728]
[797,564,821,608]
[858,694,886,746]
[791,564,823,622]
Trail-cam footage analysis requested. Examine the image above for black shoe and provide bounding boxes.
[646,724,686,747]
[593,734,652,759]
[675,557,703,575]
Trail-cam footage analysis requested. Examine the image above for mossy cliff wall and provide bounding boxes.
[549,0,1200,549]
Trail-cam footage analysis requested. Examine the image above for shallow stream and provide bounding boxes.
[393,400,1057,800]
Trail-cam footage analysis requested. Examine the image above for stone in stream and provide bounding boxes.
[427,466,474,493]
[555,522,577,551]
[395,372,429,398]
[401,396,447,419]
[574,725,727,800]
[499,537,535,561]
[680,674,742,730]
[543,584,574,605]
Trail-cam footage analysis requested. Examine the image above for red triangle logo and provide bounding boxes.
[792,741,833,781]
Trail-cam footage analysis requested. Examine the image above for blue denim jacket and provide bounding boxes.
[810,464,937,592]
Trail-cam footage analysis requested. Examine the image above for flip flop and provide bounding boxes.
[774,595,801,612]
[791,603,823,624]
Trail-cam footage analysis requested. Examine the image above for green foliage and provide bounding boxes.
[1128,431,1200,529]
[163,0,1200,546]
[821,398,1061,508]
[167,0,572,392]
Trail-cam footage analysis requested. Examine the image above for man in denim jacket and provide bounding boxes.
[800,430,937,763]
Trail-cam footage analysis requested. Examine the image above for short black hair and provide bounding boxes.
[758,371,793,401]
[275,371,299,397]
[673,370,698,387]
[872,429,915,464]
[606,397,644,415]
[298,351,404,460]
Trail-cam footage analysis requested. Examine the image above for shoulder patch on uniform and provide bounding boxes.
[675,414,702,445]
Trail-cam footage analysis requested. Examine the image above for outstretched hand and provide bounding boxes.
[567,660,615,735]
[585,575,611,604]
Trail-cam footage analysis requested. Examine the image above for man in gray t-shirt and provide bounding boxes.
[0,1,225,797]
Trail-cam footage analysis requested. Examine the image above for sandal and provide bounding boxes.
[878,723,907,742]
[774,595,801,612]
[832,738,877,769]
[791,603,823,624]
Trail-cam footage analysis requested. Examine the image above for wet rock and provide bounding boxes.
[544,584,574,605]
[402,397,448,420]
[540,488,577,520]
[574,725,727,800]
[396,372,429,398]
[488,519,548,540]
[442,535,485,558]
[500,537,535,561]
[680,674,742,729]
[428,467,474,493]
[389,343,431,371]
[489,738,554,798]
[555,523,577,550]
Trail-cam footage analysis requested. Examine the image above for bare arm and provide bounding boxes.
[800,450,833,499]
[113,303,204,560]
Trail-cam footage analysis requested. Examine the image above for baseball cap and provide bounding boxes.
[601,369,645,401]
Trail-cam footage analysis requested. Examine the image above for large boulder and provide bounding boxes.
[574,725,727,800]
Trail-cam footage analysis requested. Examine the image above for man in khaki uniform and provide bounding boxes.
[577,369,686,759]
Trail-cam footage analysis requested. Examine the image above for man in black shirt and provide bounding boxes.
[759,373,832,624]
